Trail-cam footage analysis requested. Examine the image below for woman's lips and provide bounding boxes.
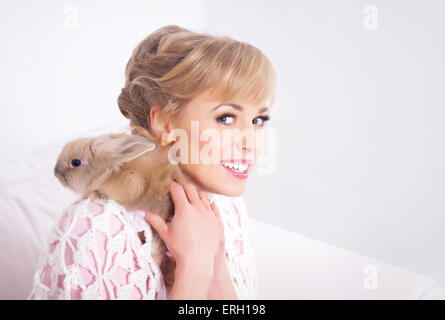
[220,159,252,179]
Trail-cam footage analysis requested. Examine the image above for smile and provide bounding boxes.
[220,160,252,179]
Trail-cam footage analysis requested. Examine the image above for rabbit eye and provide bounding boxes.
[71,159,82,167]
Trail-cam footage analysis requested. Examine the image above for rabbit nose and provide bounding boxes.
[54,167,64,177]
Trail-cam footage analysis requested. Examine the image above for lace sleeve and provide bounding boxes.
[209,194,258,300]
[28,198,166,300]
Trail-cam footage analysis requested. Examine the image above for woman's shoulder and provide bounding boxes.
[29,196,166,300]
[54,197,149,240]
[66,197,130,217]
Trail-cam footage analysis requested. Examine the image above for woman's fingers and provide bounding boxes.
[144,210,168,240]
[210,202,225,248]
[210,202,221,219]
[210,202,221,218]
[198,190,212,211]
[169,180,188,207]
[182,182,200,204]
[166,250,176,262]
[210,202,224,232]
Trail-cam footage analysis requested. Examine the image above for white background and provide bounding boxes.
[1,0,444,286]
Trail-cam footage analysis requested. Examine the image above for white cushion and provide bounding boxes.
[249,219,445,299]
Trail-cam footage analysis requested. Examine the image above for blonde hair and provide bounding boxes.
[118,24,277,139]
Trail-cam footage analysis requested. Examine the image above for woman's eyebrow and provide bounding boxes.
[212,103,269,113]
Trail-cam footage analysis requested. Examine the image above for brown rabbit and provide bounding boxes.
[53,125,192,290]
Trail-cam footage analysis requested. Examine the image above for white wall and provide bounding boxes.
[206,0,445,286]
[1,0,444,287]
[0,0,207,153]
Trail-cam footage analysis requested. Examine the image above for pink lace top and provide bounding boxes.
[27,193,258,300]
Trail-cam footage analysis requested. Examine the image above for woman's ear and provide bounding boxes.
[150,105,174,140]
[150,105,162,139]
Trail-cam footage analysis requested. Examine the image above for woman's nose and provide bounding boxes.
[240,141,252,153]
[235,129,255,154]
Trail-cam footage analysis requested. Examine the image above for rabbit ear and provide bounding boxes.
[110,135,156,164]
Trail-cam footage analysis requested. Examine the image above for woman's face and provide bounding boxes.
[166,89,271,197]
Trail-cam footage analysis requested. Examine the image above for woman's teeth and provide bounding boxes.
[221,161,248,173]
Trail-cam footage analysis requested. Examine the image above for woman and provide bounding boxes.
[28,24,276,300]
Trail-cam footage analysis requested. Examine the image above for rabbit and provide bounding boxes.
[53,125,192,290]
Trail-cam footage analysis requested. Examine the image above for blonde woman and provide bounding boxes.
[28,25,276,300]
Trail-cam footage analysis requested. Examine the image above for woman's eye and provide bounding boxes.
[216,114,235,125]
[253,115,271,127]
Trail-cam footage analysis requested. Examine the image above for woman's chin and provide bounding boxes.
[216,179,247,197]
[181,164,249,197]
[222,189,245,197]
[214,165,251,197]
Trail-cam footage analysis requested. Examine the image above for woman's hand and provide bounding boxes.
[206,203,238,300]
[145,180,222,264]
[143,180,222,299]
[194,191,237,299]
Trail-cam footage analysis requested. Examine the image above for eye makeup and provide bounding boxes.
[215,113,270,127]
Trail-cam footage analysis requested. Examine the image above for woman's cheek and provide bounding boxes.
[198,131,223,165]
[253,129,265,161]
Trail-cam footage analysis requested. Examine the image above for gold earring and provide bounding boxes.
[161,138,169,147]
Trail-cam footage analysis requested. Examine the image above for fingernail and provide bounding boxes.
[166,251,175,261]
[136,209,145,217]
